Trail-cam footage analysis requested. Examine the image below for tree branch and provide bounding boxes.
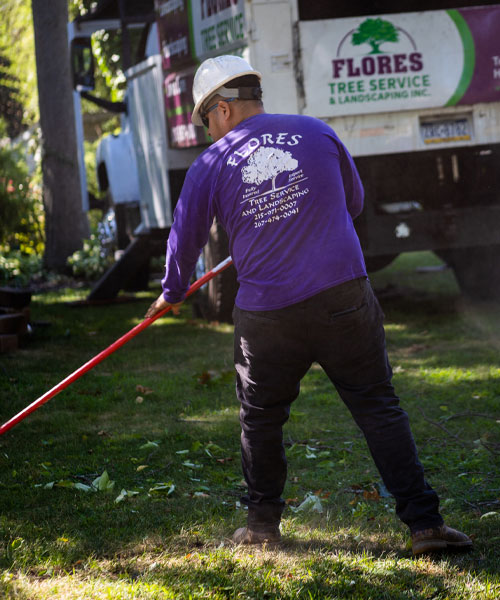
[416,407,467,447]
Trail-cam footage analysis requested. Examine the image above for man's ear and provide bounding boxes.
[219,100,233,122]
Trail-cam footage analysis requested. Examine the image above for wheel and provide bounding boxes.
[192,221,238,322]
[435,246,500,301]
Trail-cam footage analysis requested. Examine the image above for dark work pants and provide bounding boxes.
[233,277,444,533]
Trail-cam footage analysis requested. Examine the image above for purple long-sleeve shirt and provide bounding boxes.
[162,113,366,310]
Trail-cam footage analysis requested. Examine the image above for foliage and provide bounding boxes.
[0,253,499,598]
[0,0,37,129]
[84,138,104,201]
[0,249,42,287]
[91,30,127,103]
[69,0,151,107]
[67,229,113,280]
[0,120,44,250]
[0,118,44,286]
[352,18,399,54]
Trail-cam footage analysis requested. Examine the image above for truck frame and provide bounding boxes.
[69,0,500,318]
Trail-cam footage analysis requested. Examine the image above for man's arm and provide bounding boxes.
[149,170,215,316]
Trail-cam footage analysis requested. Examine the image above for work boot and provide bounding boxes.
[411,524,472,555]
[232,519,281,545]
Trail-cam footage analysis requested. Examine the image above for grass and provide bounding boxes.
[0,251,499,599]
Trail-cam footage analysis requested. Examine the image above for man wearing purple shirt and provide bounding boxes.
[146,55,471,555]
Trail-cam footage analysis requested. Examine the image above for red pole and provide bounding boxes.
[0,257,233,436]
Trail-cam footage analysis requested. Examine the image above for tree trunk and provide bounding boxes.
[32,0,89,271]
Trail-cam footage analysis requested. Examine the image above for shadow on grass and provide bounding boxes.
[1,282,499,597]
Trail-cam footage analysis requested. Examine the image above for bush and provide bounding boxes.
[0,120,44,285]
[0,250,42,287]
[67,230,113,280]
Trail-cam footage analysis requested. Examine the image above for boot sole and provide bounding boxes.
[413,539,473,555]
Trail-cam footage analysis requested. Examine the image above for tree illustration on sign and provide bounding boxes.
[241,147,298,191]
[352,18,399,54]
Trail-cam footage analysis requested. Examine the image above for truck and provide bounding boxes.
[69,0,500,320]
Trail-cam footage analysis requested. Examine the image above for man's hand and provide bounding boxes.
[145,294,183,319]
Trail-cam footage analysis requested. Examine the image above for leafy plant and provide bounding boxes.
[67,230,113,280]
[0,249,42,286]
[0,122,43,249]
[0,119,44,285]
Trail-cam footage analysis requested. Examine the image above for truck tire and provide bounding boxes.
[436,246,500,301]
[192,221,238,322]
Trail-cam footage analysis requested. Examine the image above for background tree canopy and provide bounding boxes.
[0,0,37,136]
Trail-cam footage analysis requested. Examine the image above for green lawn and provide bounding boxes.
[1,252,499,599]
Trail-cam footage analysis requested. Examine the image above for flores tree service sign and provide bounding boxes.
[300,6,500,117]
[157,0,247,148]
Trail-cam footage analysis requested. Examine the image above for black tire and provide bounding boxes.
[192,221,238,322]
[436,246,500,301]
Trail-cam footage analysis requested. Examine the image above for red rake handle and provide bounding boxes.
[0,257,233,436]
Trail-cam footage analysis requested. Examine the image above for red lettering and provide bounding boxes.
[393,54,408,73]
[333,53,423,78]
[409,52,423,72]
[377,55,392,74]
[332,59,345,78]
[361,56,375,76]
[205,0,234,17]
[347,58,360,77]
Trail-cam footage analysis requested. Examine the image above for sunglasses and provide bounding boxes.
[201,97,237,128]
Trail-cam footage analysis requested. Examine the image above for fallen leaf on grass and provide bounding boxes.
[314,489,331,500]
[92,470,115,492]
[135,396,144,404]
[74,482,93,492]
[290,492,324,514]
[140,441,160,451]
[136,384,154,395]
[182,461,203,470]
[194,370,234,386]
[205,442,224,457]
[149,482,175,495]
[37,470,114,493]
[363,487,380,501]
[115,489,140,503]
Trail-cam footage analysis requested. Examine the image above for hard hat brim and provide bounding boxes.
[191,69,262,127]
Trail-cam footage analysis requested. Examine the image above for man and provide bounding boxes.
[146,55,472,555]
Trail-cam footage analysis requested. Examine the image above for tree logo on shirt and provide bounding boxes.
[241,147,298,191]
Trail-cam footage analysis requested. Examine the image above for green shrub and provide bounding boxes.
[67,231,113,280]
[0,249,42,286]
[0,120,44,285]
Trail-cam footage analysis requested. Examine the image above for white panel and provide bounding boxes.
[126,56,172,228]
[247,1,299,116]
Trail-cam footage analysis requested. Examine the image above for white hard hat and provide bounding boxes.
[191,55,262,126]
